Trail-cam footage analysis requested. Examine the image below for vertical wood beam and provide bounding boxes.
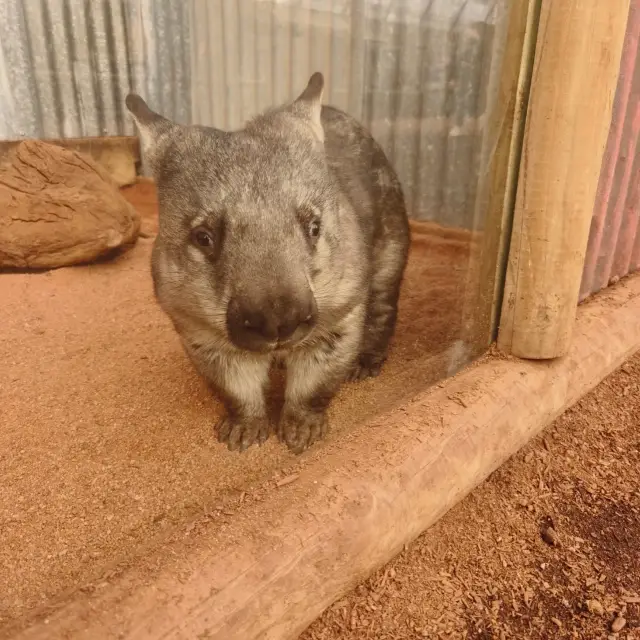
[497,0,631,359]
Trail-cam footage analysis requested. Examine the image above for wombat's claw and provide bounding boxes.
[346,355,384,382]
[216,415,270,452]
[277,410,327,455]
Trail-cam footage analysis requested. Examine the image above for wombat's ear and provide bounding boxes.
[292,72,325,144]
[125,94,175,171]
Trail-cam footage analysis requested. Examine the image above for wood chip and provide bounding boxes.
[541,525,559,546]
[276,474,300,488]
[611,616,626,633]
[586,599,604,615]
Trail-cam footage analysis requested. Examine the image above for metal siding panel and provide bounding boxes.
[328,1,352,114]
[255,0,275,118]
[189,0,209,125]
[0,0,42,138]
[596,101,640,290]
[66,0,101,136]
[221,0,242,128]
[198,0,229,128]
[610,46,640,281]
[580,2,640,300]
[632,203,640,271]
[0,0,191,140]
[107,0,134,132]
[271,1,293,109]
[187,0,505,227]
[310,0,334,104]
[21,0,60,138]
[443,6,493,229]
[391,0,425,216]
[412,4,459,222]
[238,0,258,123]
[44,0,79,137]
[611,147,640,277]
[348,0,366,119]
[90,0,119,134]
[2,0,507,230]
[363,0,400,154]
[291,0,313,100]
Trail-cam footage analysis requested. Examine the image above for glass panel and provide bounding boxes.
[189,0,517,395]
[0,0,527,624]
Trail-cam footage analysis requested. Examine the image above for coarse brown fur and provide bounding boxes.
[125,73,409,454]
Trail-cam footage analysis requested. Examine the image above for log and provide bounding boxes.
[497,0,631,359]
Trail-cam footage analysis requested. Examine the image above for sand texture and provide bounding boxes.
[0,181,479,631]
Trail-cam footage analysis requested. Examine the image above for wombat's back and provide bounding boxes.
[320,105,409,253]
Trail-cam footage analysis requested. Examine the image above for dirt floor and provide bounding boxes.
[0,181,480,631]
[302,351,640,639]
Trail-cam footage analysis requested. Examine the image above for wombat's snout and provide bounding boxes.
[226,293,318,352]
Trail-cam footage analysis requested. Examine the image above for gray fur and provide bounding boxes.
[125,73,410,454]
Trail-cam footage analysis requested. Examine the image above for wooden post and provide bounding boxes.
[497,0,631,359]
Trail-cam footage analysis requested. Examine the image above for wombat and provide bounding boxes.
[125,72,410,454]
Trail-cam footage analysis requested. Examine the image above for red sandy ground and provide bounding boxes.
[0,181,479,631]
[302,351,640,639]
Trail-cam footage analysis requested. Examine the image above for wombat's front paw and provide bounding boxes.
[216,415,271,452]
[277,409,327,454]
[346,353,385,382]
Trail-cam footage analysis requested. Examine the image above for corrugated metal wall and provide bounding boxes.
[580,1,640,301]
[0,0,510,228]
[0,0,190,139]
[190,0,510,226]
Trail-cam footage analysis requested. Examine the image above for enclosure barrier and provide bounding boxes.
[497,0,632,359]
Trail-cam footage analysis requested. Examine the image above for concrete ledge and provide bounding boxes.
[9,273,640,640]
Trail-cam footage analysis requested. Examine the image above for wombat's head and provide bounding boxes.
[126,73,343,354]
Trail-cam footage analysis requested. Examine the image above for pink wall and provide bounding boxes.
[580,1,640,301]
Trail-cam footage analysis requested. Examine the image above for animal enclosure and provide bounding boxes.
[0,0,638,638]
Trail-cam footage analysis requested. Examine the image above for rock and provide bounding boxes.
[0,140,140,269]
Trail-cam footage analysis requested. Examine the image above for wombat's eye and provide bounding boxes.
[192,227,213,248]
[308,219,321,238]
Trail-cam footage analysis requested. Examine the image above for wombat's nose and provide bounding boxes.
[226,296,317,351]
